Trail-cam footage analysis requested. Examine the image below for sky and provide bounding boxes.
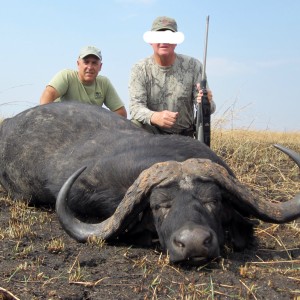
[0,0,299,132]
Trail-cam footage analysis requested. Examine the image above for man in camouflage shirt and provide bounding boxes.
[129,16,215,136]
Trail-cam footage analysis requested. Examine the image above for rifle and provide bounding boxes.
[196,16,211,147]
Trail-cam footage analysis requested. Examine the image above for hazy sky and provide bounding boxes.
[0,0,299,131]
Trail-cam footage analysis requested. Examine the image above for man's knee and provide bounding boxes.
[131,119,143,128]
[130,119,160,134]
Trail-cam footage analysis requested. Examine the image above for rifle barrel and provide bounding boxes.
[196,16,210,142]
[202,16,209,78]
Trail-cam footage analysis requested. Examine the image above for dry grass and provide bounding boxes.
[212,129,300,201]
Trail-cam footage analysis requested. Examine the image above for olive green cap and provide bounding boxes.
[79,46,102,61]
[151,16,177,32]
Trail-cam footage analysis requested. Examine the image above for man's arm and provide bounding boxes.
[129,63,155,125]
[113,106,127,118]
[40,86,60,104]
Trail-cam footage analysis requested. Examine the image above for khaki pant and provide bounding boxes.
[131,119,195,137]
[131,119,162,134]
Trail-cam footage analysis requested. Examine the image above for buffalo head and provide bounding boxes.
[56,145,300,264]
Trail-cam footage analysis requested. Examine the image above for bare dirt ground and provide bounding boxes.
[0,133,300,300]
[0,192,299,300]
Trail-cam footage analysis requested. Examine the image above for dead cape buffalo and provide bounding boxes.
[0,102,299,264]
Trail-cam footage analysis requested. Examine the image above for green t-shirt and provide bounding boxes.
[49,69,124,111]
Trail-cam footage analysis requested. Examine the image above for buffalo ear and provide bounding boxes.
[220,198,256,251]
[227,210,257,251]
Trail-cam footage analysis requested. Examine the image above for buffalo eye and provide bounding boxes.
[151,203,171,221]
[153,203,171,211]
[150,189,172,211]
[204,201,217,213]
[154,204,160,211]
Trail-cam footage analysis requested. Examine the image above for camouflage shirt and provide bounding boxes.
[129,54,216,134]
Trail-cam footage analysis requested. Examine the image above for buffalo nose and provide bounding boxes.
[170,225,219,262]
[174,229,212,251]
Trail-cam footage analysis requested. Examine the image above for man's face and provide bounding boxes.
[77,55,102,85]
[151,43,176,57]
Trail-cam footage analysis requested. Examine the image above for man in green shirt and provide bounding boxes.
[40,46,127,118]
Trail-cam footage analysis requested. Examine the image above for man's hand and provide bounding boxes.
[196,83,213,104]
[150,110,178,128]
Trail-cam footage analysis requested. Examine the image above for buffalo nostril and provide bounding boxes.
[173,238,185,249]
[203,232,212,247]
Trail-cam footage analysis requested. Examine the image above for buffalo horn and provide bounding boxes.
[178,145,300,223]
[274,144,300,167]
[56,161,181,242]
